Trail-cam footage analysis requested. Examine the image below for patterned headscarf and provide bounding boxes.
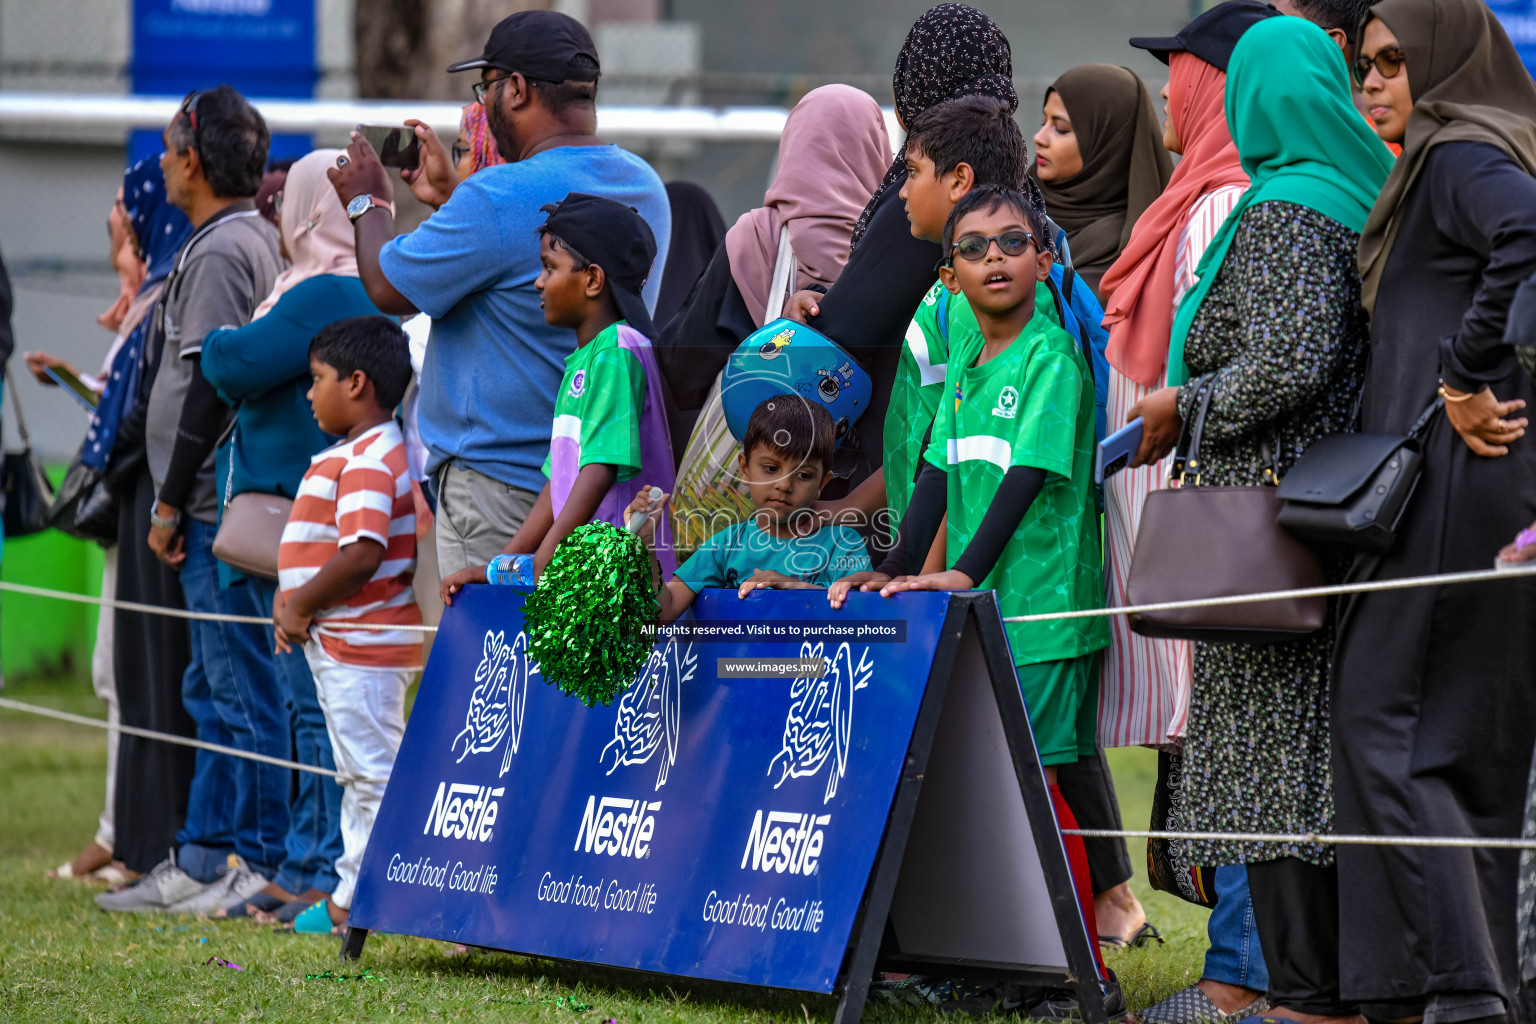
[848,3,1016,250]
[81,156,192,474]
[459,101,505,173]
[122,154,192,286]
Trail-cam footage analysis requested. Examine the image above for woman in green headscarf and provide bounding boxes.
[1126,17,1392,1023]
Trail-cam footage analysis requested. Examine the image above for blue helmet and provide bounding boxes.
[719,318,872,448]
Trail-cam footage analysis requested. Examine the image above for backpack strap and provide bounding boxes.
[1061,265,1077,310]
[935,286,951,344]
[1045,274,1095,391]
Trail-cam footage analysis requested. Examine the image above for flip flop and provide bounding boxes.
[1099,921,1165,950]
[293,898,346,936]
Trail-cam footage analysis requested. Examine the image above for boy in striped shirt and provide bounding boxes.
[275,315,419,934]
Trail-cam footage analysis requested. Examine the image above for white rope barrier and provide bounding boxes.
[4,563,1532,633]
[5,565,1535,847]
[0,580,440,632]
[1002,563,1536,623]
[6,694,1528,850]
[0,696,385,781]
[1063,828,1536,851]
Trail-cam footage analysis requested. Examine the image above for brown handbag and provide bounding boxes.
[1125,383,1326,644]
[210,431,292,580]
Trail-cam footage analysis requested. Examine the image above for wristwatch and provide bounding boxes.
[346,194,395,222]
[149,502,181,531]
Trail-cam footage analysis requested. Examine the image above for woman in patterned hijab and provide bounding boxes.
[849,2,1016,250]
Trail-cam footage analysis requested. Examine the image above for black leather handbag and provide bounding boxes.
[45,457,118,546]
[1276,398,1440,554]
[1126,382,1327,644]
[2,370,54,539]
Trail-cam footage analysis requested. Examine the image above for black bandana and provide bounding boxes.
[849,3,1017,251]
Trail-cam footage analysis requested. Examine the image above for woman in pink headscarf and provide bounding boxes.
[655,84,891,449]
[1095,50,1252,752]
[653,85,890,555]
[451,101,504,180]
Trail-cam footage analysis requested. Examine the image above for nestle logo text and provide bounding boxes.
[741,810,830,875]
[424,782,505,842]
[575,795,662,858]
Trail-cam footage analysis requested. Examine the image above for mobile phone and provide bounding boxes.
[44,365,99,412]
[1095,417,1144,484]
[355,123,420,170]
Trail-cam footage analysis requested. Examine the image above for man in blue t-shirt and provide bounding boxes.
[328,9,671,577]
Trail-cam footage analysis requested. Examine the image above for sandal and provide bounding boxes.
[1100,921,1165,950]
[293,898,346,936]
[47,840,113,880]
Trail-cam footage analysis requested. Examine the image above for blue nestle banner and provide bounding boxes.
[133,0,317,97]
[1491,1,1536,75]
[349,587,953,993]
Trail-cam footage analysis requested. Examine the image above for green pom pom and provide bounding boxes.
[524,521,659,708]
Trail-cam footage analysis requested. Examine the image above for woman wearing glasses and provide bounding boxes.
[1332,0,1536,1015]
[1126,18,1393,1023]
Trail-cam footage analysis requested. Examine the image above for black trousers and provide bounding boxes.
[1248,857,1356,1017]
[1058,744,1133,894]
[111,469,196,874]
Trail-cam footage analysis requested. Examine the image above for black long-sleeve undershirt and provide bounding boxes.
[875,462,1046,583]
[157,354,231,512]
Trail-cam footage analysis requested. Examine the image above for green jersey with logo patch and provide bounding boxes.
[884,280,1063,523]
[541,321,645,488]
[924,304,1108,666]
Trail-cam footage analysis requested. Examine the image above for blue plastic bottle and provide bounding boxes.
[486,553,536,586]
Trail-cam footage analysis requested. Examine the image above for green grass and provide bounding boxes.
[0,674,1206,1022]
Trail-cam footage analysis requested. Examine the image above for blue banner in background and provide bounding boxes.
[133,0,316,97]
[1491,1,1536,76]
[349,587,954,994]
[130,0,315,166]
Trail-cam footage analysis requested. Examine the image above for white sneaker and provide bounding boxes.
[213,864,274,917]
[168,859,268,917]
[94,852,211,914]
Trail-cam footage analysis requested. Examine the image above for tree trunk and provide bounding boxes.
[355,0,551,100]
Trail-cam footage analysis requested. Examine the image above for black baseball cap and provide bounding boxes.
[447,9,601,82]
[1129,0,1280,71]
[540,193,659,339]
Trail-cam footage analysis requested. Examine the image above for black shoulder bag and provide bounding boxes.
[1276,397,1440,554]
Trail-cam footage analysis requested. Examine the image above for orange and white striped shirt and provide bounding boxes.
[278,421,421,667]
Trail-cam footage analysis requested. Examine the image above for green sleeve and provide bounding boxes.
[1008,346,1083,479]
[577,345,645,480]
[675,526,732,590]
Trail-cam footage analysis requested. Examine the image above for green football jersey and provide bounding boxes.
[883,280,1063,523]
[924,304,1108,666]
[542,321,644,493]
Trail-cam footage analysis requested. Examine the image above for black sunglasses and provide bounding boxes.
[179,89,203,151]
[950,230,1036,263]
[452,142,469,166]
[472,74,511,104]
[1353,46,1406,88]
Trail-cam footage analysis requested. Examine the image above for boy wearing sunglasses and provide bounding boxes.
[836,183,1111,979]
[855,182,1108,770]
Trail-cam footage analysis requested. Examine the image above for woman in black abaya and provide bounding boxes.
[1333,0,1536,1017]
